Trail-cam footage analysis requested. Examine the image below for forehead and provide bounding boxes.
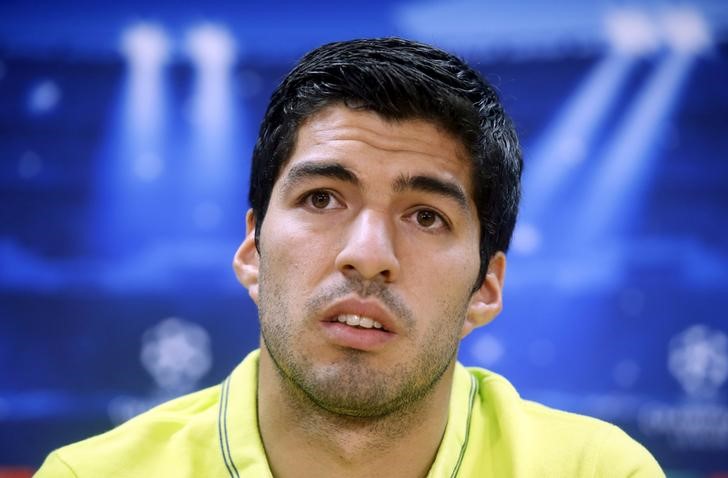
[279,105,475,193]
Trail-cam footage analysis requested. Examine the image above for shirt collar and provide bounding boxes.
[218,349,272,478]
[426,362,478,478]
[219,350,476,478]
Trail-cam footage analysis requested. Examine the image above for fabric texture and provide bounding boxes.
[35,349,664,477]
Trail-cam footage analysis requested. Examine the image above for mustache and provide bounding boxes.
[305,278,415,332]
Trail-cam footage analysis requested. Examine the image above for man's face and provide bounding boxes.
[236,105,503,417]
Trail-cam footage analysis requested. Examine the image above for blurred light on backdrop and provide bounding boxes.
[517,8,657,230]
[603,8,659,56]
[183,23,242,235]
[120,23,171,149]
[185,23,236,72]
[121,23,172,73]
[510,222,542,256]
[91,23,174,255]
[117,22,172,191]
[573,8,711,244]
[27,80,61,115]
[184,23,237,157]
[661,7,711,55]
[519,55,635,225]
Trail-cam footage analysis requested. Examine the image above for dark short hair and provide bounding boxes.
[249,37,522,289]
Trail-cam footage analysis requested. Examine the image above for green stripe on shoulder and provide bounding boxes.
[450,373,478,478]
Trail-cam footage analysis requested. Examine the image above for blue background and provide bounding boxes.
[1,1,727,475]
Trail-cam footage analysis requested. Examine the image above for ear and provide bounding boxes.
[461,252,506,339]
[232,209,260,304]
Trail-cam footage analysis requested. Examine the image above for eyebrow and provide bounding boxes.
[392,174,469,211]
[280,161,359,194]
[279,161,469,212]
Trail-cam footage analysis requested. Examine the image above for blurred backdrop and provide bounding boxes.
[1,0,727,475]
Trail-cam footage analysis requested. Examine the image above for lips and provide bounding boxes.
[321,297,398,334]
[319,297,399,351]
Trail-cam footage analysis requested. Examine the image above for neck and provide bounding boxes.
[257,347,454,478]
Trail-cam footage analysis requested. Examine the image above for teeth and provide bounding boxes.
[336,314,383,330]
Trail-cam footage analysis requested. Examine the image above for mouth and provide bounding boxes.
[331,314,386,331]
[319,298,399,351]
[320,297,399,334]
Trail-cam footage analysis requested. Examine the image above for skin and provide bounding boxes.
[234,104,506,478]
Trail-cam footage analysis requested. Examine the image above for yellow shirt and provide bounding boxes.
[36,350,663,477]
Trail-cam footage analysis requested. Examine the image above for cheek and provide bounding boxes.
[259,216,336,283]
[400,236,480,288]
[399,248,479,329]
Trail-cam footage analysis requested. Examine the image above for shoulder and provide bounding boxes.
[36,350,265,478]
[35,385,226,477]
[459,365,664,477]
[517,399,663,476]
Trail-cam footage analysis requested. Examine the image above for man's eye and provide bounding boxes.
[412,209,448,230]
[310,191,331,208]
[304,190,341,210]
[416,210,437,227]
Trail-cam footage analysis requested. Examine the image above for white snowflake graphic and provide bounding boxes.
[140,317,212,392]
[668,324,728,397]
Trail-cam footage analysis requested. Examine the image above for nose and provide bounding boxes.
[335,210,400,283]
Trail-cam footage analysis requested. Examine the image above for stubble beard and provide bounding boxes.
[257,260,469,421]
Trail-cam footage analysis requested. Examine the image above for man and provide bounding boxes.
[36,38,663,477]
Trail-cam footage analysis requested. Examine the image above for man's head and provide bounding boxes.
[235,37,522,418]
[249,37,522,288]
